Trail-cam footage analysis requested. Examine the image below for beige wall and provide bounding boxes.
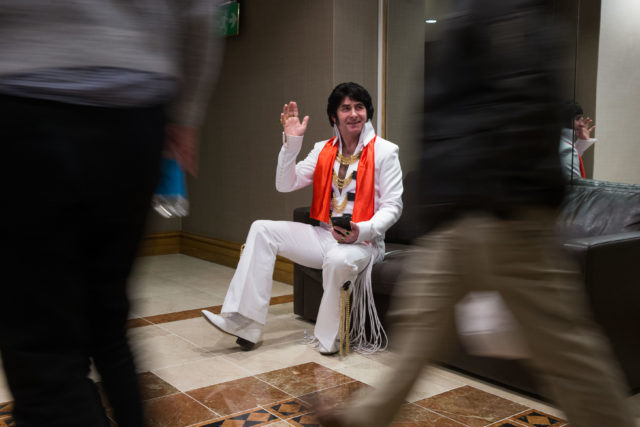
[151,0,380,243]
[572,0,601,177]
[594,0,640,184]
[145,213,180,234]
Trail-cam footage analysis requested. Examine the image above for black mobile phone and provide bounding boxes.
[330,216,352,231]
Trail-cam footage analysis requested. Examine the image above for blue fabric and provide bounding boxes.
[155,158,186,198]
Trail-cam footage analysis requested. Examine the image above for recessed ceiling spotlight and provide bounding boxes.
[425,19,437,24]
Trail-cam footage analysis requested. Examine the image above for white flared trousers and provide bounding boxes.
[221,220,374,349]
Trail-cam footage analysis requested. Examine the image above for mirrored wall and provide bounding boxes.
[385,0,640,185]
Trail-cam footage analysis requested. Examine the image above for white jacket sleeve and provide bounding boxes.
[355,144,404,243]
[275,133,323,192]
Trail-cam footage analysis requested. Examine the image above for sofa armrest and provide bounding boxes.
[563,230,640,300]
[564,231,640,251]
[563,231,640,277]
[292,206,320,318]
[563,231,640,388]
[293,206,319,226]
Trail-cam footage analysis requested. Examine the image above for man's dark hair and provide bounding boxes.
[560,101,583,128]
[326,82,374,127]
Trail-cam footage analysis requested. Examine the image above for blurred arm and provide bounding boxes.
[166,0,223,175]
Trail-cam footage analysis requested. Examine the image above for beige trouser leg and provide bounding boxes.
[341,212,634,427]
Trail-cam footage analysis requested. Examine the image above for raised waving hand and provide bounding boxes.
[280,101,309,136]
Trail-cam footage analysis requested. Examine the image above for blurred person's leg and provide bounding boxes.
[328,212,635,427]
[490,210,635,426]
[0,95,164,426]
[84,105,165,426]
[336,221,469,426]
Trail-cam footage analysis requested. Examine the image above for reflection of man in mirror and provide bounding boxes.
[559,102,597,179]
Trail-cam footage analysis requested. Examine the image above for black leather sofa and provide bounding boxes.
[292,176,640,398]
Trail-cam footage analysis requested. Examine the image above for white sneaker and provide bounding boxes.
[201,310,262,350]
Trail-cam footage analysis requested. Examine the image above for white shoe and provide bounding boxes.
[201,310,261,350]
[318,340,339,356]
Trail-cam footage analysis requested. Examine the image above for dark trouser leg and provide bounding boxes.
[0,95,164,426]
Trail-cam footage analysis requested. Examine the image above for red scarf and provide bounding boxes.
[310,136,376,223]
[578,154,586,178]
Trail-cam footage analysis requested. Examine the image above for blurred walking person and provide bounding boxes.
[0,1,220,425]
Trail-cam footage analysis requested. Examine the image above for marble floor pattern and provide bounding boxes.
[1,254,638,426]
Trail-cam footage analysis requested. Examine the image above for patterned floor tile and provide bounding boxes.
[485,420,528,427]
[197,407,280,426]
[143,392,218,427]
[96,371,179,411]
[264,398,312,418]
[0,402,12,418]
[256,362,353,397]
[391,403,465,426]
[414,385,528,427]
[187,376,290,417]
[298,380,371,410]
[510,409,567,426]
[138,371,181,400]
[287,412,321,427]
[0,400,15,426]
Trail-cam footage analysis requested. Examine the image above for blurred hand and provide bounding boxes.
[331,222,359,244]
[280,101,309,136]
[164,124,198,177]
[575,116,595,140]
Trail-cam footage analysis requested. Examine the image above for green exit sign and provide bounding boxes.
[217,2,240,37]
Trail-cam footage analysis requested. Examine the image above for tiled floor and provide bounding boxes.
[0,254,638,426]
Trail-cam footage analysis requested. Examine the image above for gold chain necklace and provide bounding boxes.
[336,151,361,166]
[332,170,354,190]
[331,194,348,213]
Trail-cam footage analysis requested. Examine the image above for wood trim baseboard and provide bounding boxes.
[138,231,181,256]
[140,231,293,285]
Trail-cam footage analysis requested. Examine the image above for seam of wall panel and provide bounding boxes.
[377,0,384,136]
[331,0,336,87]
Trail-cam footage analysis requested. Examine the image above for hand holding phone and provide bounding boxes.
[331,217,359,244]
[331,216,352,232]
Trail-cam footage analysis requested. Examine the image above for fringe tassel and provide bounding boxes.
[339,283,352,356]
[348,253,388,354]
[307,253,387,356]
[340,285,345,355]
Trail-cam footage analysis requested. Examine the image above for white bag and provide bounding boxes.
[455,291,530,359]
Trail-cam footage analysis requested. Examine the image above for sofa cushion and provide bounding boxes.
[370,244,411,296]
[558,179,640,238]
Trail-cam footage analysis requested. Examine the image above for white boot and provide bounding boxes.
[201,310,262,350]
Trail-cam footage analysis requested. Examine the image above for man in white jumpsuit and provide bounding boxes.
[202,82,403,354]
